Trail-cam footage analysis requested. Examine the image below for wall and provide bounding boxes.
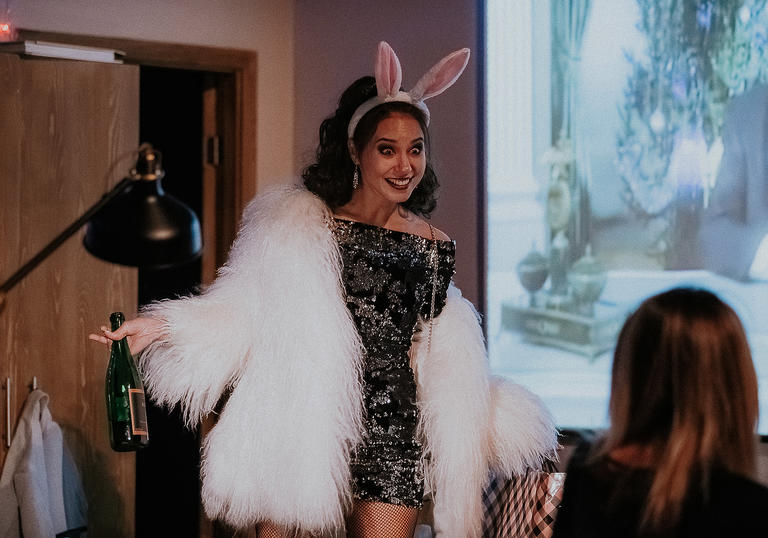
[293,0,482,305]
[10,0,295,192]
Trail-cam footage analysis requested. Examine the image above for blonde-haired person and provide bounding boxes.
[552,287,768,537]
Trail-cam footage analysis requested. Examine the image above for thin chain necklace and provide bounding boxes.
[427,223,438,355]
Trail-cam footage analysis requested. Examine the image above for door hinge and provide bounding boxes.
[205,136,220,166]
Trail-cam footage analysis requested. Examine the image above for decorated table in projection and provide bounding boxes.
[493,270,768,432]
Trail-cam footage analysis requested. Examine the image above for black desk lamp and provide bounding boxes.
[0,144,202,304]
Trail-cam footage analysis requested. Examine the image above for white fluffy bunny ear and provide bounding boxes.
[347,41,471,139]
[375,41,403,99]
[410,48,471,101]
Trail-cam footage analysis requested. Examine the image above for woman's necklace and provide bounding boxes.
[427,223,438,355]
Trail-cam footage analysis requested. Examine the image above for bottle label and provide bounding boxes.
[128,388,149,437]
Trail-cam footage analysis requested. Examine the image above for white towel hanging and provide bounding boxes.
[0,389,87,538]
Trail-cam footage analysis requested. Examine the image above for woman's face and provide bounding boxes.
[356,112,426,205]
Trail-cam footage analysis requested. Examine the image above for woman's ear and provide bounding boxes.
[347,139,359,164]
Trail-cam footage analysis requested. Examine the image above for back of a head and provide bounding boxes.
[610,287,758,456]
[605,287,759,530]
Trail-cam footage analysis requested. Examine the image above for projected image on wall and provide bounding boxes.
[486,0,768,432]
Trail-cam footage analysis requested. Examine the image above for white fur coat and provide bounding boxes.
[139,184,557,537]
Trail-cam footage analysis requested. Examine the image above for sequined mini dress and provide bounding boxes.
[330,218,456,507]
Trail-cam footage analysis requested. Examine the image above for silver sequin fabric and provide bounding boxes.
[330,218,456,507]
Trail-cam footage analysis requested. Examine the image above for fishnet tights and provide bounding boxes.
[346,500,419,538]
[254,501,419,538]
[255,521,312,538]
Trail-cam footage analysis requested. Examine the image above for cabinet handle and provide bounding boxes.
[4,377,9,448]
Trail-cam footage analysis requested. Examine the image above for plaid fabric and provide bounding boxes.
[482,468,566,538]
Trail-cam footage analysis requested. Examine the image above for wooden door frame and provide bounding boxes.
[19,28,257,229]
[17,29,256,538]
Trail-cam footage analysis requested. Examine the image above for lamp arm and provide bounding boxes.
[0,177,134,302]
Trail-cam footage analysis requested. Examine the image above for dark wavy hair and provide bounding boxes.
[302,76,440,217]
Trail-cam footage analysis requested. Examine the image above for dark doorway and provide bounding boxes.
[136,66,205,537]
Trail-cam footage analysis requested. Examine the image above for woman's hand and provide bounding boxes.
[89,316,167,355]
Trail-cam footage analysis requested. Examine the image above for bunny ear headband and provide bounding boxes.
[347,41,471,140]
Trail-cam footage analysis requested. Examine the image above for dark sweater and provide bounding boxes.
[552,442,768,537]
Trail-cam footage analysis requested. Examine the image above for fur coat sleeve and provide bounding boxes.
[138,184,558,536]
[412,285,558,538]
[139,185,365,533]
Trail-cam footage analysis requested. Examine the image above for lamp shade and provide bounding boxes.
[83,146,202,269]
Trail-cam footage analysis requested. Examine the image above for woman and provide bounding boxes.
[91,42,557,538]
[553,287,768,537]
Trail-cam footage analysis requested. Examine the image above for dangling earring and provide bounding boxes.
[352,165,360,189]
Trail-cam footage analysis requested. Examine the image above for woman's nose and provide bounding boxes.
[396,153,412,173]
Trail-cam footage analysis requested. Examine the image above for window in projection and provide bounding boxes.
[486,0,768,433]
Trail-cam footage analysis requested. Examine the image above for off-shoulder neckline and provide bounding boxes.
[331,217,455,244]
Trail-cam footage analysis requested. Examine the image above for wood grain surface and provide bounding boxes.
[0,53,139,537]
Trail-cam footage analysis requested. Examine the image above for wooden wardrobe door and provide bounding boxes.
[0,53,139,537]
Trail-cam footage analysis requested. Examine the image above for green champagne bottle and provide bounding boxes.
[105,311,149,451]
